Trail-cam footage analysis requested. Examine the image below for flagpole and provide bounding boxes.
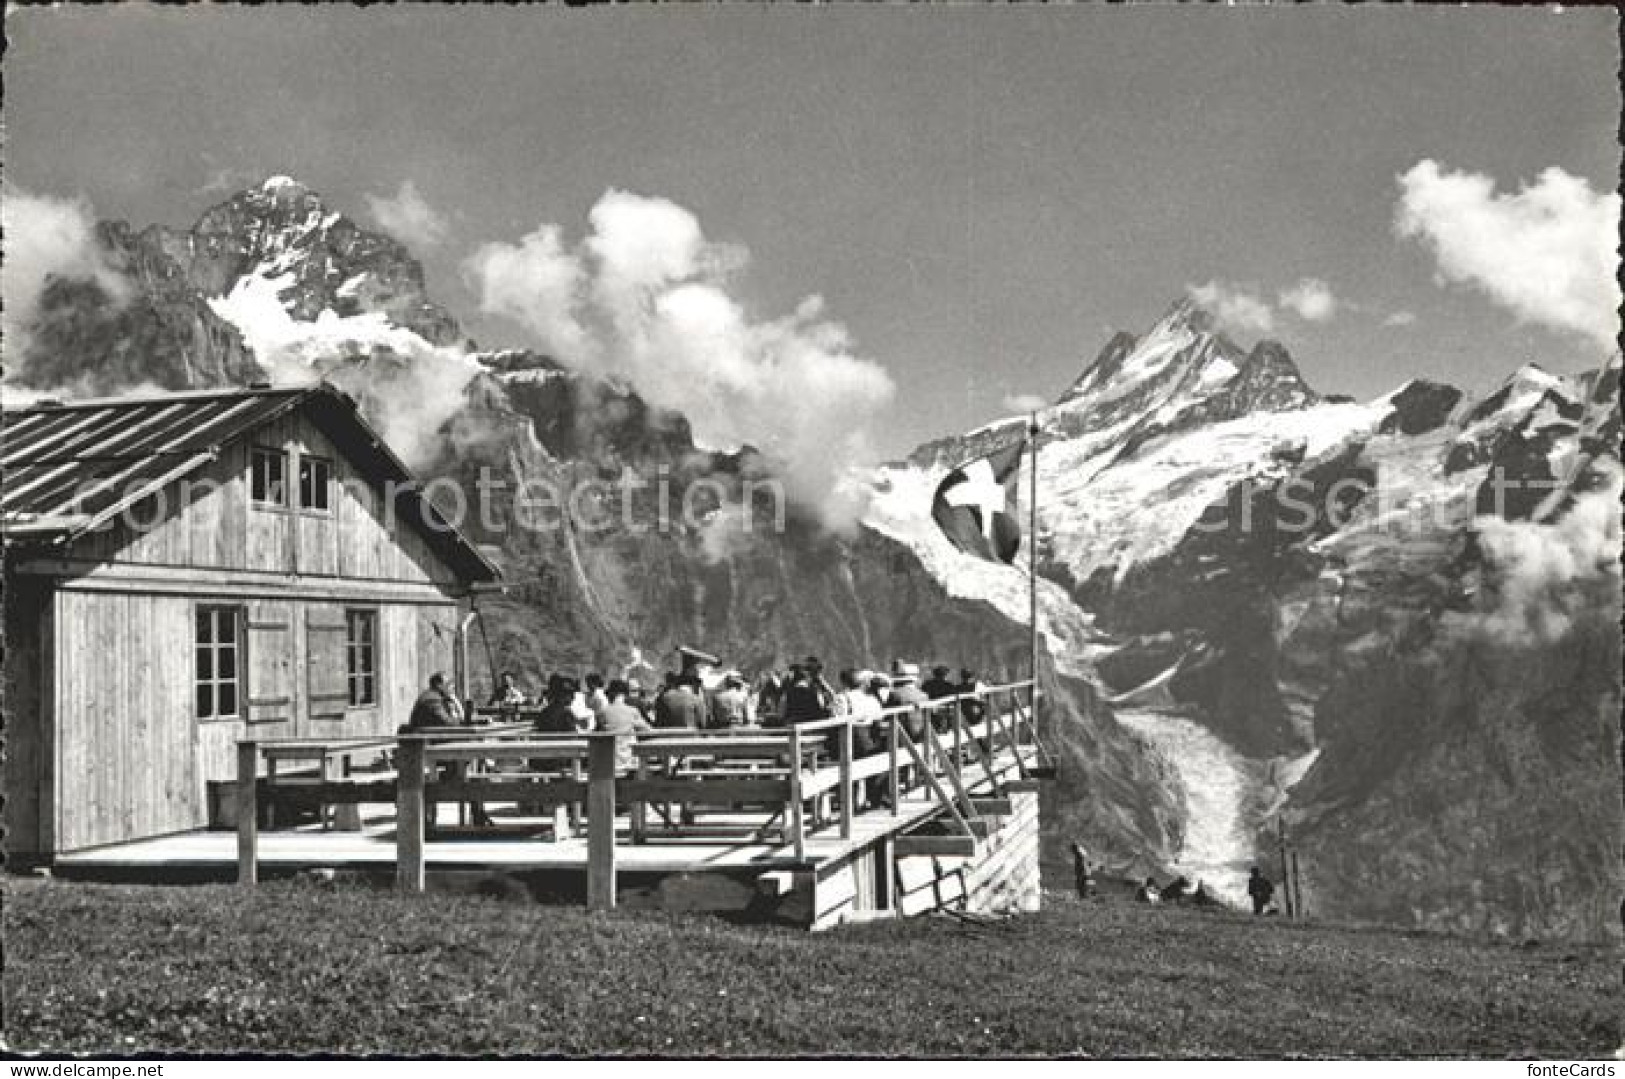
[1028,411,1040,697]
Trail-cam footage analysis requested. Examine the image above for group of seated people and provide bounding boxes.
[406,653,996,789]
[473,655,990,737]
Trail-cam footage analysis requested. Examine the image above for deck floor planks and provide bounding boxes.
[57,747,1040,879]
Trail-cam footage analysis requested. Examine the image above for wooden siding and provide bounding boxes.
[70,412,462,587]
[2,576,52,858]
[893,791,1042,921]
[50,590,459,852]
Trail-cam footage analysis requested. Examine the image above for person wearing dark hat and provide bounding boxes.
[656,672,706,729]
[958,667,989,751]
[780,663,828,726]
[804,656,836,714]
[921,663,959,734]
[534,674,578,734]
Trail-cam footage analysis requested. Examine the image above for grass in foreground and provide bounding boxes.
[2,875,1617,1057]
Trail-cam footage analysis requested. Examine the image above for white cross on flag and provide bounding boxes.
[931,439,1025,563]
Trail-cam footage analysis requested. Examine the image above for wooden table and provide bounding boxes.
[262,737,395,830]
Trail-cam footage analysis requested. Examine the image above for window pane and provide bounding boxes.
[217,612,236,644]
[253,449,286,506]
[196,647,213,681]
[218,646,236,680]
[360,675,375,705]
[299,456,331,510]
[219,684,237,717]
[197,683,214,719]
[196,609,211,642]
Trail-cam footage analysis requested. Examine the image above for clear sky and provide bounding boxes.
[4,5,1619,459]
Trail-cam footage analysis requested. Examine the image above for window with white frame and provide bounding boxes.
[251,447,287,507]
[346,608,377,707]
[195,606,242,720]
[299,454,332,512]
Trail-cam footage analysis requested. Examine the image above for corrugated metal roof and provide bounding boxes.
[1,384,499,582]
[3,389,308,527]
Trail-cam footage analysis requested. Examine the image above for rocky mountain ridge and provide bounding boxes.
[875,297,1620,938]
[6,175,1618,938]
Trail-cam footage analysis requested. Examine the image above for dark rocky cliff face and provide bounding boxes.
[12,221,265,393]
[1288,602,1621,939]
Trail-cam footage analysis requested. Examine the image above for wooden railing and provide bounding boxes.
[235,679,1046,908]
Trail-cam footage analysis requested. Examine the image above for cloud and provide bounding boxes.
[1278,278,1338,322]
[208,272,479,469]
[365,180,450,249]
[1187,281,1276,338]
[463,188,897,529]
[1468,460,1622,646]
[1,186,132,368]
[1002,392,1048,413]
[1395,159,1622,352]
[1383,310,1418,328]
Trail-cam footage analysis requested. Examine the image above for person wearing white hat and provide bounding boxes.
[708,670,750,729]
[887,661,931,783]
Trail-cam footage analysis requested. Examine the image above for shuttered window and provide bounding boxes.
[346,609,377,707]
[196,606,242,720]
[251,447,287,507]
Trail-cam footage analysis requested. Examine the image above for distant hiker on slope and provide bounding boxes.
[1135,876,1161,904]
[1248,867,1276,915]
[1071,842,1096,899]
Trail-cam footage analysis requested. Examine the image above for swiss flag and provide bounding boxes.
[931,439,1025,564]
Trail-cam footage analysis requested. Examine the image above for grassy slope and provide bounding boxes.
[2,877,1616,1058]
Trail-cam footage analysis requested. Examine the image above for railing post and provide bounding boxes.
[952,697,963,766]
[631,754,648,844]
[396,737,426,893]
[587,735,618,912]
[789,725,806,860]
[888,714,900,815]
[839,717,853,840]
[236,740,258,887]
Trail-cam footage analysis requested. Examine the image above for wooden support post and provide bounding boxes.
[790,726,806,860]
[587,736,618,912]
[888,715,900,815]
[898,728,975,837]
[839,718,854,840]
[956,706,1001,792]
[631,755,648,844]
[923,721,980,820]
[396,738,426,893]
[236,741,258,887]
[1290,849,1304,919]
[991,699,1025,780]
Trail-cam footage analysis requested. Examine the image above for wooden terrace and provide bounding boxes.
[56,682,1053,927]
